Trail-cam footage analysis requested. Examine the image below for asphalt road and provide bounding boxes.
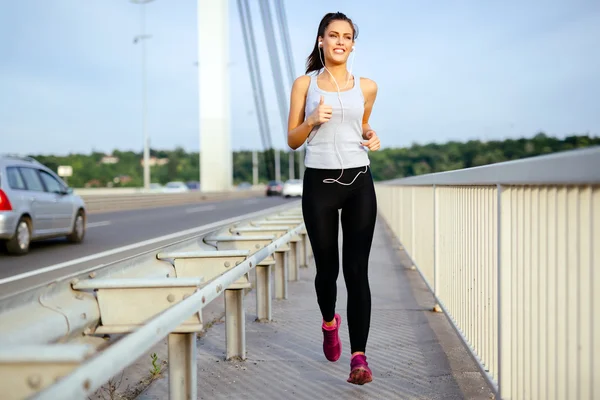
[0,195,296,297]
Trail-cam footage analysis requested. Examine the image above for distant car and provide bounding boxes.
[186,181,200,191]
[265,180,283,196]
[237,182,252,190]
[163,181,189,193]
[0,154,87,255]
[282,179,303,198]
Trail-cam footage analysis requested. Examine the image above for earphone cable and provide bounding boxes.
[317,44,368,186]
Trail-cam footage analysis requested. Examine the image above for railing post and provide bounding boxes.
[168,332,197,400]
[274,251,288,299]
[305,233,313,260]
[497,183,507,399]
[433,184,442,313]
[225,289,245,360]
[298,233,307,267]
[255,264,272,321]
[412,187,415,261]
[392,187,400,246]
[410,187,416,269]
[304,233,309,266]
[288,240,299,281]
[297,235,305,267]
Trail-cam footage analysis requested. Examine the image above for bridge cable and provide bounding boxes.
[258,0,295,180]
[272,0,304,179]
[236,0,275,180]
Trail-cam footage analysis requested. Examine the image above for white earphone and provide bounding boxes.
[316,39,367,186]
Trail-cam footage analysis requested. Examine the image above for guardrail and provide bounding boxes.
[375,146,600,400]
[0,201,311,400]
[79,189,264,213]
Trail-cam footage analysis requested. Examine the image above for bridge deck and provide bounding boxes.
[138,217,493,399]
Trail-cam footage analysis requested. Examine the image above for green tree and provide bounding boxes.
[25,133,599,187]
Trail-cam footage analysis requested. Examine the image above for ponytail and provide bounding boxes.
[305,12,358,74]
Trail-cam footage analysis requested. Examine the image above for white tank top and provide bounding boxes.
[303,73,370,170]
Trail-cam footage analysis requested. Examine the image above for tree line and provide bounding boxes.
[29,132,599,188]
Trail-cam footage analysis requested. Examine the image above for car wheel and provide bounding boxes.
[6,217,31,255]
[67,209,86,243]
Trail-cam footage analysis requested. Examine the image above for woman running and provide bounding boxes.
[287,11,380,385]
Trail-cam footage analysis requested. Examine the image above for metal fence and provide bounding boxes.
[375,146,600,400]
[0,201,310,400]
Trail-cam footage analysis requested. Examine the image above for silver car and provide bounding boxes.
[0,155,86,255]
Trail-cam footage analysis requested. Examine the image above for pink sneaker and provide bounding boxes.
[322,314,342,362]
[347,353,373,385]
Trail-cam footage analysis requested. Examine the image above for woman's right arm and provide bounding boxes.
[287,75,314,150]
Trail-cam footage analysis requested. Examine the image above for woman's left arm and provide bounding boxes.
[360,78,380,150]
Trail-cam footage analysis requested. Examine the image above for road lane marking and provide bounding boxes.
[185,205,217,213]
[0,200,299,285]
[87,221,111,228]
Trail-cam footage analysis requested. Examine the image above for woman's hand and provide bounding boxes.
[307,95,332,127]
[361,130,381,151]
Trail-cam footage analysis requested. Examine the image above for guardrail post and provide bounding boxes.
[255,259,273,321]
[300,233,309,267]
[297,235,305,268]
[288,239,299,281]
[225,288,245,360]
[168,332,197,399]
[307,233,313,259]
[274,251,288,299]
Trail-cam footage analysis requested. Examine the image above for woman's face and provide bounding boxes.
[320,20,354,65]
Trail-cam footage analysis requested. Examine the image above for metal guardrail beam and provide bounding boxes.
[31,225,304,400]
[0,202,296,345]
[0,200,308,400]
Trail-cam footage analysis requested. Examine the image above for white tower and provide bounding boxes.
[198,0,232,192]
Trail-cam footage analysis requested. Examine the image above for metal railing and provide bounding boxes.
[375,146,600,400]
[0,201,311,400]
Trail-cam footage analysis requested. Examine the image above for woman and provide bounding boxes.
[287,12,380,385]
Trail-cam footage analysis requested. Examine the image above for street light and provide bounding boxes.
[131,0,154,190]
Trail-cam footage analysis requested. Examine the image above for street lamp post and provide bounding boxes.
[131,0,154,190]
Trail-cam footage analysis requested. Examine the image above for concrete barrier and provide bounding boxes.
[80,189,265,213]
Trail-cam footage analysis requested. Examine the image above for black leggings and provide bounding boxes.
[302,166,377,354]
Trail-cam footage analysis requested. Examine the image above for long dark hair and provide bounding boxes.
[305,12,358,74]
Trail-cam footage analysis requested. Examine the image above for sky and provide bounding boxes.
[1,0,599,156]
